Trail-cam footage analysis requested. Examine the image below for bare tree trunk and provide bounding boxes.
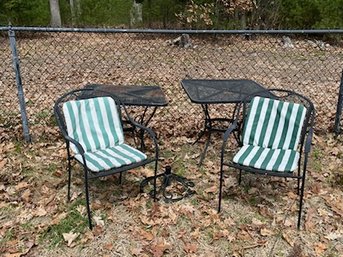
[49,0,62,27]
[70,0,76,25]
[130,0,143,28]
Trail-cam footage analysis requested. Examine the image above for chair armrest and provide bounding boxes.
[64,135,85,155]
[221,121,238,156]
[304,127,313,153]
[130,119,157,139]
[127,115,159,151]
[222,121,238,146]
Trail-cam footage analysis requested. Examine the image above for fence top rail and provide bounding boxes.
[1,26,343,34]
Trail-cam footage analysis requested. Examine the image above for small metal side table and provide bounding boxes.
[83,84,168,149]
[181,79,272,165]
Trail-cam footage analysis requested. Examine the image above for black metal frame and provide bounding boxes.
[181,79,273,165]
[54,88,159,229]
[218,89,315,229]
[193,104,236,165]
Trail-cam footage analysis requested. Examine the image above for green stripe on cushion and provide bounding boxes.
[63,97,125,154]
[233,145,299,172]
[257,99,274,146]
[119,144,147,160]
[74,143,147,172]
[242,96,307,151]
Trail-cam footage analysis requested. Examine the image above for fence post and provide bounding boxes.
[8,27,31,142]
[334,69,343,134]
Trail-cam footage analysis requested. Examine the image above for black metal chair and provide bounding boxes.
[54,88,159,229]
[218,89,315,229]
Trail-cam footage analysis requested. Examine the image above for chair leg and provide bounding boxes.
[218,164,224,213]
[297,166,301,195]
[67,149,72,201]
[153,159,158,201]
[119,172,123,185]
[238,169,242,185]
[83,166,92,230]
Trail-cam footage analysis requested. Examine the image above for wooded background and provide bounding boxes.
[1,0,343,29]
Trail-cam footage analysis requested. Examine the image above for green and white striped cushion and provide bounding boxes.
[63,97,124,154]
[233,145,299,172]
[75,143,147,172]
[233,96,307,172]
[242,96,307,150]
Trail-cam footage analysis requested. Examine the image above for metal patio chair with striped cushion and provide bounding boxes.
[54,88,159,229]
[218,89,315,229]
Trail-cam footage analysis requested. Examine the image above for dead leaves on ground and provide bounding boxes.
[1,134,343,256]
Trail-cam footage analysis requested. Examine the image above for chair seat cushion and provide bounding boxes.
[75,143,147,172]
[233,145,300,172]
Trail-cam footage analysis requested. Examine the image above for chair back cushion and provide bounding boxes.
[242,96,307,150]
[63,97,124,153]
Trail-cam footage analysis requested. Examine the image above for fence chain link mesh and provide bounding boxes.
[1,28,343,144]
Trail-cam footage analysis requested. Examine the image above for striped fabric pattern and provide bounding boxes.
[233,96,307,172]
[63,97,147,172]
[242,96,306,150]
[74,143,147,172]
[63,97,124,154]
[233,145,299,172]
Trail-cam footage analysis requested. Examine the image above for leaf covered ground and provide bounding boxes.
[1,129,343,257]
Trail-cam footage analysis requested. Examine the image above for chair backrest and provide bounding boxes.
[242,96,307,150]
[63,96,124,153]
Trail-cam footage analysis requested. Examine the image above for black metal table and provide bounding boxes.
[181,79,271,165]
[84,84,168,149]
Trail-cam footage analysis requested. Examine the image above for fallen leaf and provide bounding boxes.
[104,243,114,250]
[92,225,104,236]
[15,181,29,190]
[0,159,7,169]
[324,232,342,241]
[251,218,263,226]
[21,189,31,203]
[260,228,274,236]
[150,239,170,257]
[204,185,217,194]
[62,231,79,247]
[282,231,295,246]
[304,208,316,231]
[314,242,327,256]
[34,207,47,217]
[184,242,198,253]
[138,229,154,241]
[131,246,143,256]
[93,215,105,227]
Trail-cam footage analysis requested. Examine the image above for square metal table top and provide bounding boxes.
[83,84,168,107]
[181,79,271,104]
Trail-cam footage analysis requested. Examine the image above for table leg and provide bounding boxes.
[135,106,158,150]
[198,129,212,165]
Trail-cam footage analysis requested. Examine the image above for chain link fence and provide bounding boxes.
[1,27,343,144]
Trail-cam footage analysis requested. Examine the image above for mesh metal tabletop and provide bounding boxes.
[181,79,270,104]
[84,84,168,106]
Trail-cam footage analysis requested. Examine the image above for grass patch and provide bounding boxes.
[311,148,324,172]
[40,198,88,247]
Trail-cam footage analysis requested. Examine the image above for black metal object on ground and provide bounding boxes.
[181,79,272,165]
[140,166,195,202]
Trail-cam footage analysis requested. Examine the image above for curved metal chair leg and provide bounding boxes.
[218,164,224,213]
[67,148,72,201]
[153,159,158,201]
